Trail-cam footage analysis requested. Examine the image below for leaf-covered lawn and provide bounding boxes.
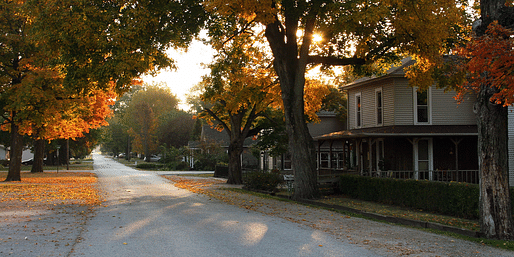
[318,196,480,231]
[0,172,101,207]
[165,175,480,232]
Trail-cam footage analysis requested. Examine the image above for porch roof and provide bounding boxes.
[314,125,477,140]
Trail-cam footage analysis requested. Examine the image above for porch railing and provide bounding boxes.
[371,170,479,184]
[319,168,479,184]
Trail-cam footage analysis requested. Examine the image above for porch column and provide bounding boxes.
[451,138,463,181]
[369,138,374,176]
[356,139,361,175]
[343,140,347,170]
[318,140,324,177]
[407,138,418,180]
[329,140,334,169]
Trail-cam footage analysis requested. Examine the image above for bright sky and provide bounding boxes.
[142,39,216,111]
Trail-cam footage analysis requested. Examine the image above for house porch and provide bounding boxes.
[314,125,479,184]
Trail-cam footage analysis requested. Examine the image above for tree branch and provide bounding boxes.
[203,108,231,135]
[306,56,366,66]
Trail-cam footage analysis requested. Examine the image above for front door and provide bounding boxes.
[414,138,433,180]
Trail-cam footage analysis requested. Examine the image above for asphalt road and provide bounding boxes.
[69,153,380,257]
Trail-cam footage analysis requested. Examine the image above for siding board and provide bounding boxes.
[393,79,414,125]
[431,88,475,125]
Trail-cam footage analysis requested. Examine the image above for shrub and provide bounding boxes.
[136,162,163,170]
[244,171,284,192]
[338,175,481,219]
[165,161,190,171]
[214,165,229,178]
[174,161,190,171]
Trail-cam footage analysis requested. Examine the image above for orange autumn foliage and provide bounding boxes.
[15,85,116,141]
[453,21,514,106]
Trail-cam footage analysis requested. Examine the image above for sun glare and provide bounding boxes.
[312,34,323,43]
[296,30,323,43]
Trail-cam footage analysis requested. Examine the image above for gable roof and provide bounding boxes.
[342,57,415,90]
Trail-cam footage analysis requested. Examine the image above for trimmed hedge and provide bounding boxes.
[244,171,284,192]
[136,162,164,169]
[338,175,481,219]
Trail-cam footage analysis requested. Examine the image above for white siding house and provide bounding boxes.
[316,58,481,183]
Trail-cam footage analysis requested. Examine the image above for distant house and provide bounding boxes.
[260,110,346,173]
[314,58,485,183]
[0,145,34,163]
[187,125,259,169]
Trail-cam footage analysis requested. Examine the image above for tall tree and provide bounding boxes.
[1,0,206,181]
[124,84,179,160]
[205,0,468,199]
[198,24,281,184]
[435,1,514,240]
[156,110,196,148]
[199,18,330,184]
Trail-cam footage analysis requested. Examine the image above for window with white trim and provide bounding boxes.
[414,88,431,124]
[376,88,383,126]
[355,93,362,127]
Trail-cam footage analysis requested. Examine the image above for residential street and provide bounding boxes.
[70,154,377,256]
[2,153,513,256]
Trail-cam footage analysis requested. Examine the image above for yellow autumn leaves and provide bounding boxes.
[0,172,101,206]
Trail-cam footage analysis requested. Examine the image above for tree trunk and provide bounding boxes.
[265,19,319,200]
[476,84,514,240]
[226,113,246,185]
[474,0,514,240]
[5,122,23,181]
[227,142,243,184]
[282,83,318,200]
[31,139,45,173]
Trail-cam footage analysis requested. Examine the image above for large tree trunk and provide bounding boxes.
[282,80,318,199]
[265,19,319,200]
[5,122,23,181]
[31,139,45,173]
[476,86,514,239]
[227,142,243,184]
[226,113,246,185]
[474,0,514,240]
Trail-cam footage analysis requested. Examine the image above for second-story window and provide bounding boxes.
[283,153,292,170]
[356,93,362,127]
[414,88,431,124]
[376,88,383,126]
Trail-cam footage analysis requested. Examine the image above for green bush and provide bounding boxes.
[136,162,163,169]
[244,171,284,192]
[0,160,9,167]
[166,161,190,171]
[175,161,190,171]
[214,165,229,178]
[338,175,481,219]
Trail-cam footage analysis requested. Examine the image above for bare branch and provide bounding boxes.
[306,56,366,66]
